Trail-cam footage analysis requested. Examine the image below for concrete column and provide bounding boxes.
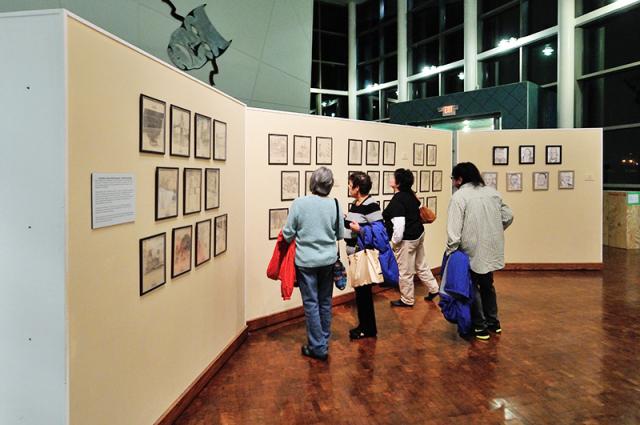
[463,0,478,91]
[558,0,575,128]
[348,1,357,119]
[397,0,408,101]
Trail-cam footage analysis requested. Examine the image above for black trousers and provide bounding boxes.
[470,271,500,331]
[355,284,377,335]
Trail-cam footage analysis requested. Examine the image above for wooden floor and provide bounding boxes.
[176,247,640,425]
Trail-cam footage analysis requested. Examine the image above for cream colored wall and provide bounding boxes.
[66,17,245,425]
[457,129,603,264]
[245,108,453,321]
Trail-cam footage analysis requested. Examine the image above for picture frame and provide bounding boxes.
[533,171,550,191]
[506,172,523,192]
[426,196,437,215]
[367,170,380,196]
[383,199,391,210]
[205,168,220,210]
[155,167,179,220]
[382,171,394,195]
[195,219,211,267]
[171,225,192,278]
[139,232,166,296]
[305,171,313,195]
[419,197,425,206]
[546,145,562,165]
[269,208,289,240]
[412,171,418,191]
[316,136,333,165]
[426,144,437,166]
[139,94,166,154]
[281,171,300,201]
[431,170,443,192]
[413,143,425,166]
[293,135,312,165]
[348,139,363,165]
[213,120,227,161]
[420,170,431,193]
[383,141,396,166]
[493,146,509,165]
[169,105,190,157]
[194,113,212,159]
[559,170,575,190]
[519,145,535,165]
[183,168,202,215]
[482,172,498,190]
[214,214,228,257]
[366,140,380,165]
[268,134,288,165]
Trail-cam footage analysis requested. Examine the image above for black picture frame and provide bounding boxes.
[293,135,312,165]
[316,136,333,165]
[426,196,437,215]
[169,105,190,157]
[139,232,166,296]
[213,119,227,161]
[413,143,425,166]
[194,113,212,159]
[348,139,363,165]
[204,168,220,210]
[183,168,202,215]
[383,171,394,195]
[519,145,535,164]
[432,170,443,192]
[195,219,212,267]
[305,171,313,195]
[367,170,380,196]
[155,167,179,221]
[426,144,437,166]
[139,94,166,155]
[214,214,228,257]
[493,146,509,165]
[171,225,192,278]
[383,199,391,210]
[412,170,418,191]
[383,141,396,166]
[419,170,431,193]
[546,145,562,165]
[281,171,300,201]
[269,208,289,240]
[366,140,380,165]
[268,133,288,165]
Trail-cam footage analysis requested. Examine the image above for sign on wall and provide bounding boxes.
[91,173,136,229]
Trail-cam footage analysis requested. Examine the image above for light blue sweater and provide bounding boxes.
[282,195,344,268]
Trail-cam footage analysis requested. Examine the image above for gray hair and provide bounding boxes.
[310,167,334,197]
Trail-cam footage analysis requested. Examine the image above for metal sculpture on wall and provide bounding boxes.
[162,0,232,85]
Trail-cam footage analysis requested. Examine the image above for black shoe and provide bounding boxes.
[424,292,439,301]
[488,323,502,334]
[301,345,328,361]
[349,328,377,340]
[474,329,491,341]
[390,299,413,308]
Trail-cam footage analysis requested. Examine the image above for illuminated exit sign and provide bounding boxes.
[438,104,459,116]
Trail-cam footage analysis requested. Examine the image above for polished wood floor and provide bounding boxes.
[176,248,640,425]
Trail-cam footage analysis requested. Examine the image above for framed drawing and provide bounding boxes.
[383,199,391,210]
[213,120,227,161]
[493,146,509,165]
[268,134,288,165]
[366,140,380,165]
[519,145,535,164]
[412,171,418,190]
[155,167,179,220]
[194,113,212,159]
[419,197,425,206]
[559,170,575,189]
[482,172,498,190]
[293,135,312,165]
[139,232,166,296]
[316,137,333,165]
[170,105,190,157]
[426,144,437,166]
[348,139,363,165]
[171,225,192,278]
[413,143,425,166]
[269,208,289,240]
[139,94,166,154]
[367,171,380,195]
[305,171,313,195]
[432,170,443,192]
[183,168,202,215]
[195,219,211,266]
[533,171,550,191]
[383,141,396,165]
[426,197,437,215]
[281,171,300,201]
[383,171,394,195]
[420,170,431,193]
[205,168,220,210]
[546,145,562,164]
[214,214,228,256]
[506,172,523,192]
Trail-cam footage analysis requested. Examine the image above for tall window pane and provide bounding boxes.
[358,62,380,89]
[358,93,381,121]
[480,5,520,52]
[411,41,439,74]
[481,51,519,87]
[481,0,512,14]
[410,76,439,99]
[321,95,348,118]
[581,66,640,128]
[603,128,640,186]
[524,37,557,86]
[444,0,464,29]
[443,29,464,63]
[526,0,557,35]
[443,68,465,94]
[382,87,398,119]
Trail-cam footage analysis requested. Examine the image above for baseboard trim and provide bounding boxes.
[502,263,604,271]
[154,326,249,425]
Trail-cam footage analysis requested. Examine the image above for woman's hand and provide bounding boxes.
[349,222,361,233]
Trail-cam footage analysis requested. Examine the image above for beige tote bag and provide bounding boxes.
[347,249,384,288]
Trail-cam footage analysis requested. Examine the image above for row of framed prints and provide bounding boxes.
[139,215,228,296]
[268,134,333,165]
[156,167,220,220]
[140,94,227,160]
[482,170,575,191]
[347,139,397,166]
[493,145,562,166]
[413,143,438,166]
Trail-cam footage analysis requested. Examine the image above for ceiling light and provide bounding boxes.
[542,45,554,56]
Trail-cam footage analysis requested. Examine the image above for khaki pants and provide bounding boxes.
[393,234,439,305]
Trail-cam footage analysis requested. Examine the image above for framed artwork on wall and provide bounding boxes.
[139,232,166,296]
[383,199,391,210]
[213,120,227,161]
[519,145,535,164]
[195,219,211,267]
[268,134,288,165]
[183,168,202,215]
[383,141,396,165]
[426,196,437,215]
[305,171,313,195]
[506,172,523,192]
[171,225,192,278]
[155,167,179,220]
[426,144,437,166]
[413,143,425,166]
[316,137,333,165]
[293,135,312,165]
[559,170,575,189]
[412,171,418,191]
[546,145,562,164]
[533,171,550,191]
[368,171,380,195]
[366,140,380,165]
[214,214,228,256]
[194,113,212,159]
[482,172,498,190]
[169,105,190,157]
[205,168,220,210]
[420,170,431,193]
[269,208,289,240]
[348,139,363,165]
[139,94,166,154]
[493,146,509,165]
[383,171,394,195]
[431,170,443,192]
[281,171,300,201]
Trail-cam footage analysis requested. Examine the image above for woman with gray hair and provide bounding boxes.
[282,167,344,361]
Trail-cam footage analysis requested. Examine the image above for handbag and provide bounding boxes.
[347,236,384,288]
[415,192,436,224]
[333,199,347,290]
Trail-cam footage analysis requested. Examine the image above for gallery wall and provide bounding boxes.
[245,108,453,322]
[66,16,246,425]
[457,129,603,265]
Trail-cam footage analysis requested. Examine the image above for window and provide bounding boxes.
[443,68,465,94]
[581,67,640,128]
[481,0,513,14]
[480,4,520,52]
[576,0,617,16]
[410,76,439,100]
[524,37,557,86]
[357,0,398,90]
[526,0,557,34]
[443,29,464,63]
[321,95,348,118]
[358,93,381,121]
[481,51,519,87]
[411,41,440,74]
[603,128,640,186]
[444,0,464,29]
[382,86,398,119]
[311,1,348,90]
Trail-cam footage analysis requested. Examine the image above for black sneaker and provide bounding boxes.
[301,345,328,361]
[488,324,502,334]
[474,329,490,341]
[424,292,439,301]
[390,299,413,308]
[349,329,377,340]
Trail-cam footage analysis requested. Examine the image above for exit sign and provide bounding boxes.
[438,104,458,116]
[629,192,640,206]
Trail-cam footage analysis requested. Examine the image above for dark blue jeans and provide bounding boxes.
[296,264,334,356]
